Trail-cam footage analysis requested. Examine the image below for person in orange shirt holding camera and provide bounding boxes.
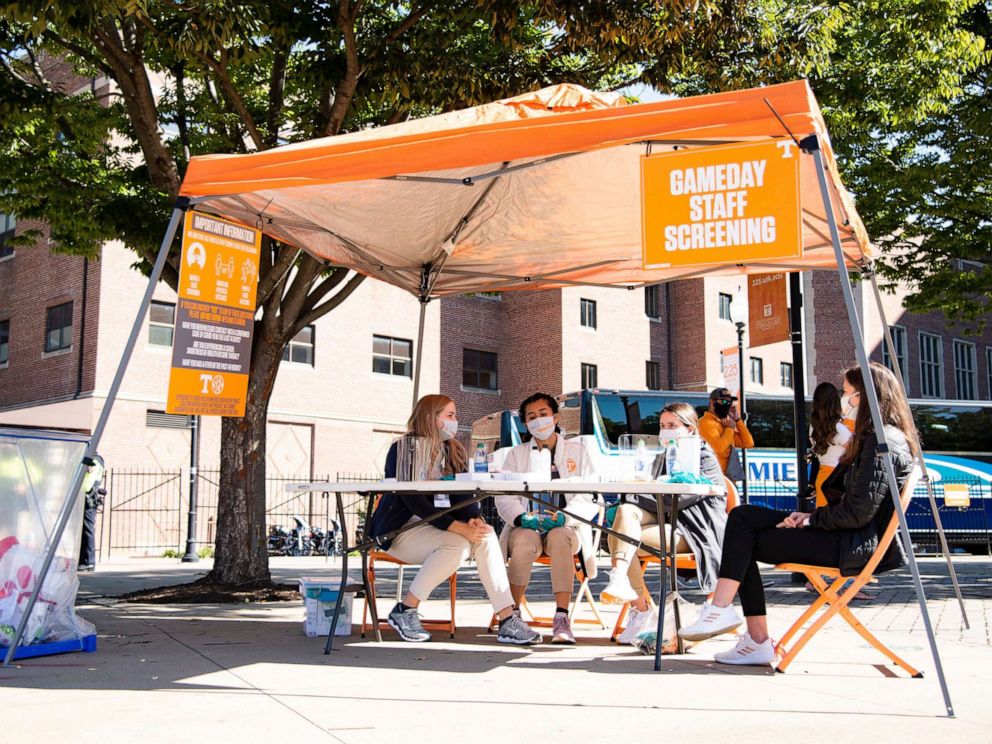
[698,388,754,477]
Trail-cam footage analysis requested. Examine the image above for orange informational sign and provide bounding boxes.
[748,271,790,348]
[641,140,802,269]
[166,212,260,417]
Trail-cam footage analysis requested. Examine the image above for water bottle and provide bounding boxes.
[634,439,649,480]
[665,439,681,476]
[474,442,489,473]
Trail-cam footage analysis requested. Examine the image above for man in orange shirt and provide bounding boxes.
[699,388,754,475]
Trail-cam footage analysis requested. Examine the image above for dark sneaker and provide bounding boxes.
[497,613,542,645]
[387,603,431,642]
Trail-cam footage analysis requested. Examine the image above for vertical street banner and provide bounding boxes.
[748,272,790,348]
[166,212,261,416]
[641,140,802,269]
[721,346,740,396]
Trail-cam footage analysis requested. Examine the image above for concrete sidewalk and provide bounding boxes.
[2,556,990,743]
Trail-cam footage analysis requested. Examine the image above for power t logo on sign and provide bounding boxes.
[166,211,260,417]
[641,141,802,269]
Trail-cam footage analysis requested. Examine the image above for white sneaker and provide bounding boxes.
[617,606,652,645]
[677,603,743,641]
[713,633,777,666]
[600,570,638,605]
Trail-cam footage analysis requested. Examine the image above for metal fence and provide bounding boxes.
[96,468,380,558]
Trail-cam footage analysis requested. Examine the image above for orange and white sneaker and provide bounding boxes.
[713,632,777,666]
[678,602,743,641]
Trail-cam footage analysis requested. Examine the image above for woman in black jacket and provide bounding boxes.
[678,363,919,665]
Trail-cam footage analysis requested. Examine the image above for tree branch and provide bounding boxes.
[256,242,300,309]
[296,273,366,331]
[297,266,350,317]
[323,0,362,136]
[265,41,289,148]
[279,253,324,334]
[199,50,265,150]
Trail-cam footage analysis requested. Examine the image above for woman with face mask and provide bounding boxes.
[809,382,853,508]
[840,380,861,433]
[678,363,919,665]
[367,394,540,646]
[599,403,728,643]
[495,393,598,644]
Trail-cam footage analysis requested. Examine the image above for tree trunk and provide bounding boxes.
[208,334,283,584]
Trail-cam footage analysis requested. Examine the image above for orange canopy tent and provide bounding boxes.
[7,80,956,717]
[178,79,870,298]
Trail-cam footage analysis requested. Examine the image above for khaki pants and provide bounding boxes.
[387,519,513,612]
[608,503,688,595]
[507,526,580,595]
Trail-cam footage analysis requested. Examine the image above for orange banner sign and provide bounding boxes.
[641,140,802,269]
[748,272,790,348]
[166,212,260,417]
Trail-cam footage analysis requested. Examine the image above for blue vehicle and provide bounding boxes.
[472,389,992,553]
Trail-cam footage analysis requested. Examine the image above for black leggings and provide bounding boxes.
[719,504,843,616]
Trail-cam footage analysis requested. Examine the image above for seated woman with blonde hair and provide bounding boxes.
[367,394,540,646]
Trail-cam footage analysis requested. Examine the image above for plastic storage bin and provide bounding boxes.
[300,577,353,637]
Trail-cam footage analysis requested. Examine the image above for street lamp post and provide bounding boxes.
[729,287,748,504]
[181,414,200,563]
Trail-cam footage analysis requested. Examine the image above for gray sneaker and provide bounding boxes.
[497,613,542,645]
[387,604,431,642]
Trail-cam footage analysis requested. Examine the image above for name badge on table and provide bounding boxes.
[434,495,451,508]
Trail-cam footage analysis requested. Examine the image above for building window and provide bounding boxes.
[718,292,732,321]
[780,362,793,389]
[0,319,8,365]
[987,348,992,400]
[644,285,660,319]
[646,361,662,391]
[0,213,14,259]
[281,325,315,365]
[919,332,944,397]
[749,356,764,385]
[882,325,909,388]
[44,301,73,352]
[148,301,175,347]
[373,334,412,378]
[580,298,597,329]
[463,348,498,390]
[581,363,598,389]
[953,340,977,400]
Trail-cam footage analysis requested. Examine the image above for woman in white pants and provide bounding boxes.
[367,394,540,645]
[496,393,598,644]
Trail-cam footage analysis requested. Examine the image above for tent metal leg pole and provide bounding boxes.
[3,203,186,668]
[808,140,953,716]
[867,271,969,629]
[411,299,428,406]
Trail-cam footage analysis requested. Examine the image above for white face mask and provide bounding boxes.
[660,426,688,441]
[840,394,859,419]
[438,418,459,441]
[526,416,556,441]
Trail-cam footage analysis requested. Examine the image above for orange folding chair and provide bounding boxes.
[612,477,738,642]
[773,467,923,675]
[359,496,458,639]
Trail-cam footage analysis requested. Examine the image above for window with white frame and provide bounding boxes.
[373,334,412,378]
[780,362,793,389]
[0,213,14,259]
[919,332,944,397]
[44,301,73,352]
[750,356,764,385]
[580,298,597,329]
[882,325,909,388]
[148,301,175,347]
[581,363,598,389]
[644,285,660,319]
[282,325,315,365]
[953,340,977,400]
[0,318,9,364]
[718,292,732,321]
[646,361,662,390]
